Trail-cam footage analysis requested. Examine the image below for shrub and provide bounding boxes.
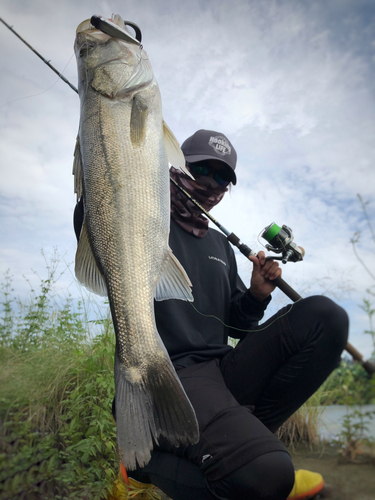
[0,262,119,500]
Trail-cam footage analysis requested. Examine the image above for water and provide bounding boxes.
[318,405,375,441]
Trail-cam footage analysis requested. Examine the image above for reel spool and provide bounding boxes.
[261,223,305,264]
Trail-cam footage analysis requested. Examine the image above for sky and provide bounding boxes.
[0,0,374,359]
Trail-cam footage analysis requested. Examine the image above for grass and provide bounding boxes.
[0,256,119,500]
[1,252,374,499]
[276,385,329,450]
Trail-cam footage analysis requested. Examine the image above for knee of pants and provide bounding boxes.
[208,451,295,500]
[298,295,349,351]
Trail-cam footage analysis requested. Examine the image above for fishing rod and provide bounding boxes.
[3,16,373,375]
[0,15,141,94]
[171,178,375,376]
[0,17,79,94]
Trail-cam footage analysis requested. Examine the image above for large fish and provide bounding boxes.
[73,14,199,469]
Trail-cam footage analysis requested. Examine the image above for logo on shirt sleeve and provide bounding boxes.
[208,255,227,266]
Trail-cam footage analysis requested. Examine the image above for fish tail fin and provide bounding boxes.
[115,354,199,470]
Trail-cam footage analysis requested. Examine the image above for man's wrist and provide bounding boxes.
[249,287,271,303]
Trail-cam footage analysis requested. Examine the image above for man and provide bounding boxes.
[75,129,348,500]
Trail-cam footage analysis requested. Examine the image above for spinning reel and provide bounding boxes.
[260,223,305,264]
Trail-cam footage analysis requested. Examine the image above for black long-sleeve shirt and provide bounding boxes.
[74,202,270,368]
[155,219,270,368]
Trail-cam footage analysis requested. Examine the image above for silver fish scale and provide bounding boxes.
[80,82,170,368]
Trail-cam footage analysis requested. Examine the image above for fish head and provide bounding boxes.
[74,15,153,99]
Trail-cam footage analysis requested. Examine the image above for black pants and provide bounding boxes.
[136,296,348,499]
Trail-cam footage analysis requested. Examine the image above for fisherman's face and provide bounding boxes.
[187,160,232,189]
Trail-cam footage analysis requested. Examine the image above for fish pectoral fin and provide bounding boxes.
[155,249,193,302]
[130,95,148,146]
[163,121,194,179]
[73,136,83,200]
[75,219,107,296]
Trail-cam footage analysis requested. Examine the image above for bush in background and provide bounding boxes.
[0,258,118,500]
[320,357,375,406]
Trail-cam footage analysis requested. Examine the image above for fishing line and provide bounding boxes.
[188,299,302,334]
[0,52,76,111]
[257,229,287,254]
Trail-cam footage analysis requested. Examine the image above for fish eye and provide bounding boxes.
[79,41,96,56]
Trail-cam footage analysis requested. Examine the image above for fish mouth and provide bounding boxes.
[75,15,153,97]
[91,15,142,45]
[76,15,141,46]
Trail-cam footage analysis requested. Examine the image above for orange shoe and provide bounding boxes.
[107,462,160,500]
[287,469,324,500]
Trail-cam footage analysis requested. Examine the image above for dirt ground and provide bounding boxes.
[154,444,375,500]
[289,444,375,500]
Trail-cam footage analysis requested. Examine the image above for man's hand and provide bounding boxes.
[248,251,282,302]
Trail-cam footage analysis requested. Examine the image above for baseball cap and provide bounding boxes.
[180,129,237,185]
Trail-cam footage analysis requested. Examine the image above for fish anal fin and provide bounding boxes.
[73,136,83,201]
[75,219,107,296]
[130,95,148,146]
[155,249,193,302]
[115,353,199,470]
[163,120,194,178]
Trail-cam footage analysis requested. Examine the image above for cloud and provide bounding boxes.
[0,0,374,359]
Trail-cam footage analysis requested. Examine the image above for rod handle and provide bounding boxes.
[273,275,302,302]
[270,276,375,376]
[345,342,375,375]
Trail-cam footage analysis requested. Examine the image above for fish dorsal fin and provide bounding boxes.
[73,136,83,200]
[155,249,193,302]
[130,95,148,146]
[163,121,194,179]
[75,219,107,296]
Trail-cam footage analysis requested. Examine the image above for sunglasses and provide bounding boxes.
[188,162,232,187]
